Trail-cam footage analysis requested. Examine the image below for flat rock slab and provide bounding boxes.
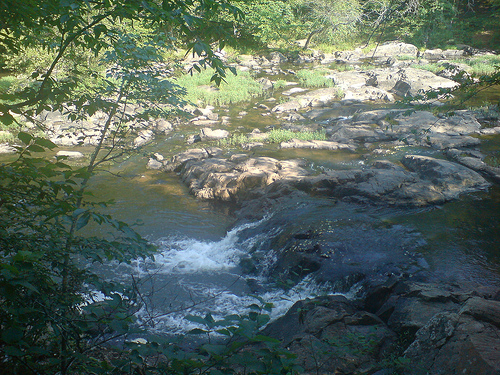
[280,139,356,151]
[165,149,490,206]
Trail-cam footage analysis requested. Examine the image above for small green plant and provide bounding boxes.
[296,69,334,88]
[274,79,288,89]
[397,54,417,61]
[267,128,327,143]
[411,63,442,73]
[218,133,249,147]
[0,130,15,143]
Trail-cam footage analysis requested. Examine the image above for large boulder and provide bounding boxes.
[368,41,419,58]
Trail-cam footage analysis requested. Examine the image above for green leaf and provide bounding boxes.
[34,137,57,150]
[252,335,280,344]
[27,144,46,153]
[18,131,33,145]
[76,213,90,231]
[185,315,208,326]
[2,327,24,344]
[3,346,24,357]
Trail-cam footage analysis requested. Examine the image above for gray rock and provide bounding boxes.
[282,87,308,96]
[133,129,154,147]
[56,150,85,159]
[200,128,229,140]
[280,139,356,151]
[186,134,202,144]
[401,155,490,200]
[367,41,419,58]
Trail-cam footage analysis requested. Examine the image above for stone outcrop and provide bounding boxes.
[164,147,490,206]
[263,280,500,375]
[326,109,484,150]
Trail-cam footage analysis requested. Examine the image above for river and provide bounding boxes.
[81,91,500,335]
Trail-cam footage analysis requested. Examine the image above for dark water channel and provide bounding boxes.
[79,80,500,335]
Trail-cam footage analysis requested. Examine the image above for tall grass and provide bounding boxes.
[267,129,327,143]
[176,68,264,106]
[296,69,335,88]
[413,55,500,77]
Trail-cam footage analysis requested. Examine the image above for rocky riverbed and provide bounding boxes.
[157,42,500,374]
[3,41,499,374]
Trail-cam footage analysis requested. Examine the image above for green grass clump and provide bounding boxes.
[176,68,264,106]
[0,75,21,105]
[218,133,249,147]
[0,131,15,143]
[459,55,500,76]
[296,69,334,88]
[267,129,327,143]
[273,80,287,89]
[411,63,442,73]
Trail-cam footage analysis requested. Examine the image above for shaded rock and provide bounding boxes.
[163,147,222,172]
[446,149,500,183]
[436,61,473,82]
[264,295,397,375]
[460,297,500,327]
[401,155,490,200]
